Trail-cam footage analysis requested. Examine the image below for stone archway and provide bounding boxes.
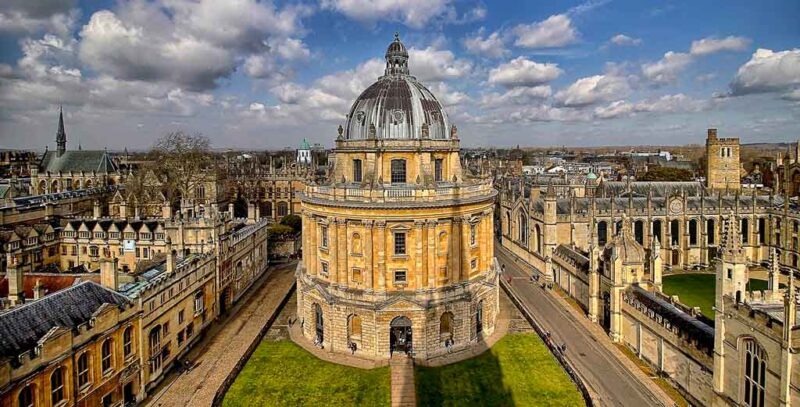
[389,316,412,354]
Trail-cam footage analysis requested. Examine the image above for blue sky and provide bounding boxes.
[0,0,798,150]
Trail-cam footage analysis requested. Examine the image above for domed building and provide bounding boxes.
[296,34,499,360]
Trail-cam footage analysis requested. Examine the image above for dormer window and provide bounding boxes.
[26,237,37,246]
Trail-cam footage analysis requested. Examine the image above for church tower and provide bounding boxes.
[56,106,67,157]
[705,128,741,190]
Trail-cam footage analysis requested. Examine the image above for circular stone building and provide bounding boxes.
[296,34,499,361]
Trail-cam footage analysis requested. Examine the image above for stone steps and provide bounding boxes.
[390,356,416,407]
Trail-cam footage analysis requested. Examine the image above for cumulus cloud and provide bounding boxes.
[690,35,750,56]
[554,74,631,107]
[513,14,578,49]
[408,46,472,82]
[480,86,552,107]
[729,48,800,96]
[320,0,452,29]
[593,94,711,119]
[609,34,641,46]
[488,57,562,88]
[0,0,77,36]
[463,28,508,58]
[641,51,692,84]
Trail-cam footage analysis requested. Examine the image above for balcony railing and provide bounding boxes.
[303,178,495,204]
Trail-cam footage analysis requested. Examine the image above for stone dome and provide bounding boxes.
[343,33,452,140]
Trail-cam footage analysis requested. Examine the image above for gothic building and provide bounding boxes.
[296,34,499,360]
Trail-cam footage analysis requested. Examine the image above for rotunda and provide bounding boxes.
[296,34,499,360]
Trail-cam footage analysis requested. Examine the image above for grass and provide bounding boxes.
[416,333,584,407]
[615,344,689,407]
[223,340,390,407]
[662,274,784,318]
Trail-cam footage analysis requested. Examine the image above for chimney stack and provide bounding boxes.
[93,200,101,219]
[166,235,175,274]
[6,254,24,306]
[100,258,119,291]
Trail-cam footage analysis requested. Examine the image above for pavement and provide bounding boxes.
[390,356,416,407]
[145,261,297,407]
[496,245,674,407]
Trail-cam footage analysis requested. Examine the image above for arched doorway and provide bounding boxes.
[314,303,324,343]
[390,316,412,354]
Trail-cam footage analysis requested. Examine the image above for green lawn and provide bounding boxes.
[663,274,783,318]
[223,340,390,407]
[416,333,584,407]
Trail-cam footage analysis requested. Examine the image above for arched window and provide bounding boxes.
[671,220,680,246]
[518,213,528,246]
[534,224,542,254]
[390,159,406,183]
[195,185,205,199]
[102,338,113,372]
[123,327,133,357]
[758,218,766,244]
[707,219,716,245]
[440,312,454,341]
[652,220,662,244]
[476,300,484,334]
[18,384,34,407]
[741,219,750,244]
[598,221,608,246]
[50,367,64,404]
[348,314,362,344]
[351,233,362,255]
[149,326,162,372]
[742,338,767,407]
[78,352,90,387]
[634,220,644,245]
[505,212,511,236]
[689,219,698,246]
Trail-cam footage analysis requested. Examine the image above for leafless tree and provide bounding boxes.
[148,131,213,203]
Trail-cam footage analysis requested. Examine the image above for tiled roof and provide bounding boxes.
[39,150,118,174]
[0,273,101,298]
[0,281,131,358]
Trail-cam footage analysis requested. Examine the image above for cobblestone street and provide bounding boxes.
[145,261,297,407]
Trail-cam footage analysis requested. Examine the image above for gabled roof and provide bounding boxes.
[0,281,131,359]
[38,150,118,174]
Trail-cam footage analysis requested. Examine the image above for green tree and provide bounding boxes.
[280,214,302,233]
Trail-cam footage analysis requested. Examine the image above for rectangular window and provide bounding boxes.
[90,246,99,257]
[178,310,185,324]
[394,232,406,255]
[434,158,443,182]
[353,159,362,182]
[471,258,477,269]
[102,393,113,407]
[470,224,477,246]
[321,226,329,248]
[352,268,362,283]
[178,331,184,345]
[394,270,407,284]
[321,261,329,277]
[186,323,194,338]
[391,159,406,183]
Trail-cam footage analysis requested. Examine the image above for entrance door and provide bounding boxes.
[672,249,680,266]
[220,288,229,314]
[123,382,134,405]
[314,304,324,343]
[390,316,413,354]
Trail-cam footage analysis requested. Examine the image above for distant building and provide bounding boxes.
[705,128,741,191]
[297,139,312,166]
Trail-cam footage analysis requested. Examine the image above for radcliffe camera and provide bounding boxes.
[0,1,798,407]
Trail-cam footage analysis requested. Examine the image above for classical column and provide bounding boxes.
[426,220,437,287]
[329,217,338,283]
[461,215,472,278]
[414,220,424,288]
[450,218,461,282]
[364,220,374,291]
[376,221,387,290]
[481,209,492,271]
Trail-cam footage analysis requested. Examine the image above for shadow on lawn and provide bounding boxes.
[415,349,515,407]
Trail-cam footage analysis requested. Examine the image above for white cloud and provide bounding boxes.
[0,0,77,37]
[593,94,711,119]
[609,34,641,46]
[320,0,452,29]
[690,35,750,56]
[480,86,552,107]
[641,51,692,84]
[488,57,562,87]
[730,48,800,95]
[555,74,631,107]
[513,14,578,49]
[408,46,472,82]
[427,82,470,106]
[463,28,508,58]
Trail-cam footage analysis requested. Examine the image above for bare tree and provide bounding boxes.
[148,131,213,203]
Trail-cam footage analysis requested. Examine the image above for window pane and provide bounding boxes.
[391,160,406,183]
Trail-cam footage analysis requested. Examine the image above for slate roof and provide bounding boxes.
[629,285,714,351]
[38,150,118,174]
[0,281,131,359]
[600,181,706,198]
[0,273,100,298]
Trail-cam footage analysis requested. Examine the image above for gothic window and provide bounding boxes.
[394,232,406,255]
[598,221,608,246]
[518,213,528,245]
[689,219,698,246]
[18,384,34,407]
[534,224,543,254]
[652,220,662,244]
[50,367,64,405]
[707,219,716,245]
[353,159,362,182]
[102,339,113,372]
[78,352,90,387]
[390,159,406,183]
[671,220,680,246]
[277,201,289,217]
[434,158,444,182]
[634,220,644,245]
[741,219,750,244]
[742,338,767,407]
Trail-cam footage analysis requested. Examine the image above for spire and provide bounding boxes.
[56,106,66,157]
[721,212,746,263]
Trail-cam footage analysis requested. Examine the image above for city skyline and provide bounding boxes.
[0,0,798,150]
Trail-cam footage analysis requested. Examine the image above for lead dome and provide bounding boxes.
[343,33,452,140]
